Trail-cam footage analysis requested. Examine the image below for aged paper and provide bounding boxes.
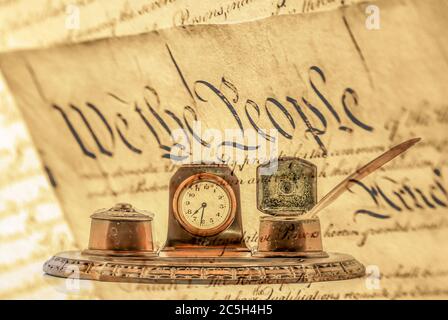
[0,72,81,299]
[1,0,448,299]
[0,0,365,299]
[0,0,365,49]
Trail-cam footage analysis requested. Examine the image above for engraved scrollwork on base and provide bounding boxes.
[43,251,365,284]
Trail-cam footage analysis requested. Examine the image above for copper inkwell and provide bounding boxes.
[84,203,156,257]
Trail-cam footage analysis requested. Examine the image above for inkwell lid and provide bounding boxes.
[256,157,317,215]
[90,203,154,221]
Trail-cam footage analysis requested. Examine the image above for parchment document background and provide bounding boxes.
[1,0,448,299]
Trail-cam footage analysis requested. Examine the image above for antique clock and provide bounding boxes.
[160,164,251,257]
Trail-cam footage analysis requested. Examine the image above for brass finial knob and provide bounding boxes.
[112,203,133,211]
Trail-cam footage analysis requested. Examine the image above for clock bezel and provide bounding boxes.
[172,172,237,237]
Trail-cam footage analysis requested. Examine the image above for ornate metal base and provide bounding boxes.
[159,247,252,258]
[253,250,329,258]
[43,251,365,284]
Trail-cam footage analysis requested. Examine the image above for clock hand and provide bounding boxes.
[191,205,202,216]
[199,202,207,226]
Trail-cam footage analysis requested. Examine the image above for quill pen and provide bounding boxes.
[302,138,421,219]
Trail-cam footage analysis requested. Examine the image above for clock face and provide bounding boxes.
[173,173,236,237]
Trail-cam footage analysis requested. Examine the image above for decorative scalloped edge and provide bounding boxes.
[43,252,365,284]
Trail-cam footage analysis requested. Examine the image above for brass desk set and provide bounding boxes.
[44,138,420,284]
